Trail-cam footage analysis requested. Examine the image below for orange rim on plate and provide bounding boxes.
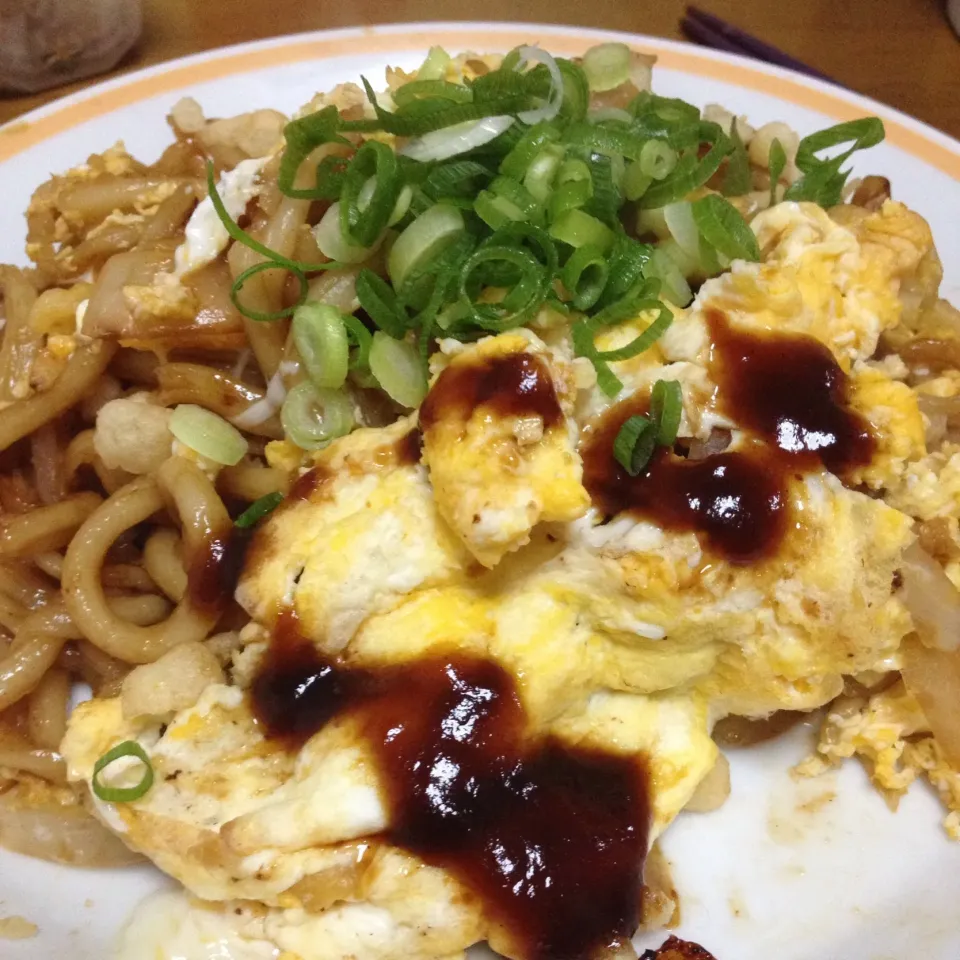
[0,24,957,178]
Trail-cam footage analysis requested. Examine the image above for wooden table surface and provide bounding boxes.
[1,0,958,137]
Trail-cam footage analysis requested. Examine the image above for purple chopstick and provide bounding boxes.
[681,6,841,88]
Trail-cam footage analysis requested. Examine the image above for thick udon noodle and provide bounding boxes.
[1,81,959,871]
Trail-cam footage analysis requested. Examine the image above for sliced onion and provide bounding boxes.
[663,202,700,260]
[369,333,427,409]
[0,787,143,867]
[169,404,248,466]
[901,634,960,767]
[514,45,564,124]
[582,42,632,93]
[399,115,515,163]
[313,201,383,264]
[230,368,287,429]
[900,542,960,652]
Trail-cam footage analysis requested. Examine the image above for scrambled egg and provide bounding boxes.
[61,199,960,959]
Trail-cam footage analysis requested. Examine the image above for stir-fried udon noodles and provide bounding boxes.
[2,42,960,955]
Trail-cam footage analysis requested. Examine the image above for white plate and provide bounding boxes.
[1,22,959,960]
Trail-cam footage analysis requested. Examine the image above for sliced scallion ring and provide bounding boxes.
[639,139,679,180]
[582,42,632,92]
[416,46,451,81]
[293,302,350,389]
[314,202,382,264]
[169,404,248,466]
[388,203,465,290]
[613,414,657,476]
[561,243,609,311]
[368,332,428,408]
[280,382,356,450]
[650,379,683,445]
[235,491,284,529]
[548,208,615,252]
[92,741,154,803]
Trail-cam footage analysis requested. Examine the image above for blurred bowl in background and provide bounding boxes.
[0,0,142,95]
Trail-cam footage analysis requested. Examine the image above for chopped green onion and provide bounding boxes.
[280,382,355,450]
[784,117,884,206]
[343,314,374,370]
[639,127,732,208]
[690,194,760,262]
[393,79,473,107]
[623,162,652,201]
[340,140,402,247]
[458,246,546,331]
[767,138,787,208]
[523,145,565,202]
[564,122,649,162]
[500,123,563,180]
[613,414,658,476]
[355,269,409,339]
[561,243,609,311]
[368,332,427,408]
[475,190,529,229]
[417,46,451,81]
[597,234,653,309]
[235,491,284,529]
[421,160,495,202]
[170,404,248,466]
[721,124,752,197]
[388,203,465,290]
[587,299,673,362]
[639,140,678,180]
[556,59,590,124]
[650,379,682,445]
[277,107,350,201]
[293,302,349,389]
[314,202,380,264]
[582,42,632,92]
[549,208,614,253]
[549,179,594,221]
[92,741,154,803]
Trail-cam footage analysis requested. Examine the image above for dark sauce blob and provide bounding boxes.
[394,428,422,466]
[707,310,875,474]
[582,397,787,564]
[288,466,328,502]
[186,525,250,617]
[251,613,650,960]
[420,353,562,430]
[581,311,876,564]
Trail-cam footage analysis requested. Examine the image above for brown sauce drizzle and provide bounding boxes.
[581,310,875,564]
[186,525,250,617]
[707,310,874,474]
[420,352,563,430]
[252,613,650,960]
[393,427,422,465]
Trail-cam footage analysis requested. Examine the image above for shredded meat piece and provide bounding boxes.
[641,935,719,959]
